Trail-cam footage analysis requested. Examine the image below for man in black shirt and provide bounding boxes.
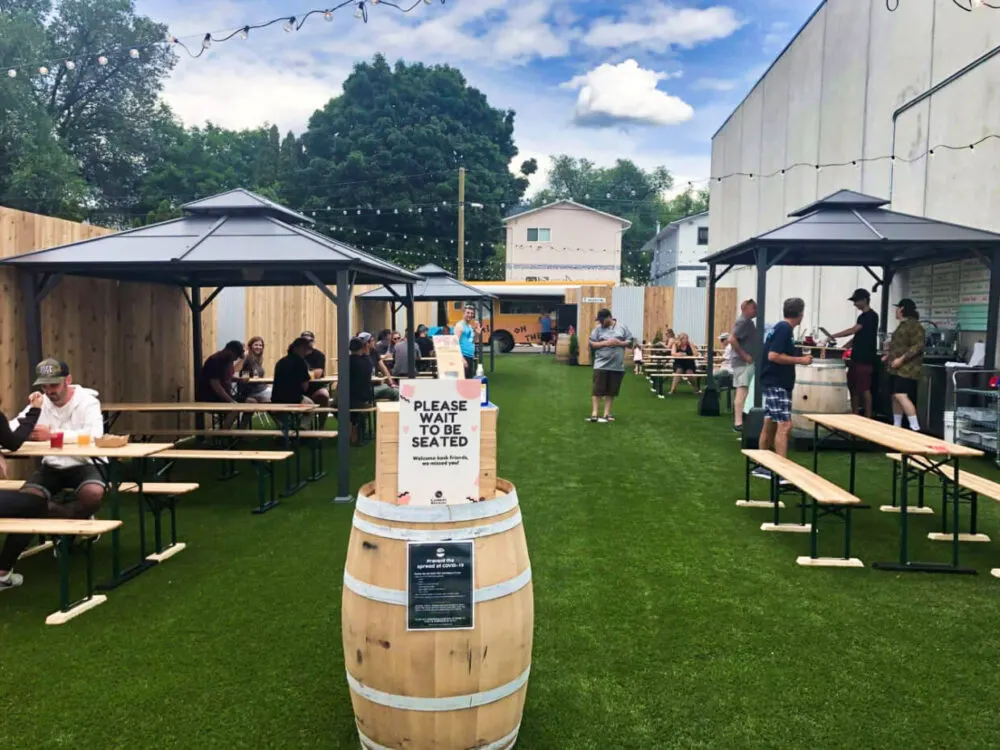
[755,298,812,477]
[272,337,313,405]
[299,330,330,407]
[830,288,879,419]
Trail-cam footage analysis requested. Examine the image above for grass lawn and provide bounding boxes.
[4,354,1000,748]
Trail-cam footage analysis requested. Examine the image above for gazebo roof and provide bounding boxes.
[360,263,497,302]
[701,190,1000,269]
[0,188,421,287]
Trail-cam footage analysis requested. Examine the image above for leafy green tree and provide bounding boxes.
[297,55,531,273]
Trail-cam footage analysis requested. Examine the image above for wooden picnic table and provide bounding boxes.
[805,413,983,574]
[3,441,174,590]
[102,402,315,413]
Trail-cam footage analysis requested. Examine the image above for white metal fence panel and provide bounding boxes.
[672,287,708,345]
[612,286,645,342]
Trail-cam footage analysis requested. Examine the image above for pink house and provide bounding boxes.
[502,199,631,283]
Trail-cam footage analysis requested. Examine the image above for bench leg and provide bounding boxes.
[307,439,327,483]
[736,456,786,509]
[252,461,280,515]
[928,489,991,544]
[760,474,809,534]
[46,535,109,625]
[145,496,187,563]
[797,505,864,568]
[98,464,157,592]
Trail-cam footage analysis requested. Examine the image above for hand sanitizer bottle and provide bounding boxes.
[475,363,489,406]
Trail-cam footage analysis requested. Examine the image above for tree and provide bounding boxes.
[296,55,531,274]
[530,156,677,284]
[0,0,176,221]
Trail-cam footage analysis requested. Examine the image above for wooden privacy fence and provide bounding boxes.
[0,207,216,471]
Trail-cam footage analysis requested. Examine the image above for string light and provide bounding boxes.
[0,0,448,75]
[887,0,1000,9]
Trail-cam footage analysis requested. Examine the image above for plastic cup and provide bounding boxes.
[77,433,91,447]
[50,432,64,449]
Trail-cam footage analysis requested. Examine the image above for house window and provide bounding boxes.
[697,227,709,245]
[526,228,551,242]
[696,276,707,288]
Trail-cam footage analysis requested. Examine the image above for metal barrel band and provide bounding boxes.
[355,487,519,523]
[343,566,532,606]
[351,510,522,542]
[346,666,530,712]
[357,723,520,750]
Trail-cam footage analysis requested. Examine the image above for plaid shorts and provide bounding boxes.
[763,386,792,422]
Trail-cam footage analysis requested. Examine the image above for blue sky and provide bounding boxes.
[138,0,819,194]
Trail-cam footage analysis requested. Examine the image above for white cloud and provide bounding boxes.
[694,77,737,92]
[561,59,694,128]
[583,5,744,51]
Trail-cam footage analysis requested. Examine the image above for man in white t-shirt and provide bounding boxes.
[11,359,106,519]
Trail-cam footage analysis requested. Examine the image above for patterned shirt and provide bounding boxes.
[887,318,925,380]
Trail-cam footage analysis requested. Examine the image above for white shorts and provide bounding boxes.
[732,362,753,389]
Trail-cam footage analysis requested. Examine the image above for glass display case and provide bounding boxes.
[951,369,1000,464]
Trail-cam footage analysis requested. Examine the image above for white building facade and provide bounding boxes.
[502,200,631,283]
[644,211,710,288]
[710,0,1000,339]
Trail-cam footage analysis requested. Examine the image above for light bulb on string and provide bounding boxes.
[354,4,365,20]
[283,17,296,32]
[129,49,139,59]
[65,60,75,70]
[202,34,212,49]
[325,11,333,21]
[6,69,15,78]
[239,27,249,40]
[38,66,48,75]
[98,55,108,65]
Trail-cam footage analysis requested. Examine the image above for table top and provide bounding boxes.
[102,402,315,413]
[245,376,336,386]
[805,414,984,457]
[3,441,174,459]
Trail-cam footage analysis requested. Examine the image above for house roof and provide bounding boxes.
[359,262,497,302]
[700,189,1000,268]
[0,188,421,287]
[502,199,632,230]
[640,210,710,253]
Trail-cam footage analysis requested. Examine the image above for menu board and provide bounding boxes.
[906,259,990,331]
[432,334,465,379]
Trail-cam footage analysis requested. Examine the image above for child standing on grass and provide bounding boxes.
[633,341,645,375]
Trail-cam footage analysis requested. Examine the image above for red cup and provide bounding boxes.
[49,432,64,449]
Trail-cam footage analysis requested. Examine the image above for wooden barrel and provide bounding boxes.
[554,334,569,362]
[791,361,851,437]
[343,479,533,750]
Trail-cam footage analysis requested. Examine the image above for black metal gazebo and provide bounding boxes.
[1,188,423,501]
[360,262,498,372]
[701,190,1000,407]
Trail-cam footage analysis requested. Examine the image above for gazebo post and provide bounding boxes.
[753,248,768,409]
[405,285,416,378]
[19,271,44,388]
[335,269,353,503]
[437,301,448,327]
[188,286,206,430]
[706,263,717,376]
[391,302,398,332]
[879,266,894,342]
[489,299,495,372]
[987,250,1000,369]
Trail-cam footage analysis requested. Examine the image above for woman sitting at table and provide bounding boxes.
[669,332,702,395]
[238,336,271,403]
[0,391,45,592]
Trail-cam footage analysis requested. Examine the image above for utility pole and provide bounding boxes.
[457,166,466,281]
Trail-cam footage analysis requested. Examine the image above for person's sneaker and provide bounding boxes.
[586,416,599,423]
[0,571,23,591]
[733,425,743,433]
[751,466,772,480]
[596,417,609,423]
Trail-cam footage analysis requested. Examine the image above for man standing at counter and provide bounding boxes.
[829,288,878,419]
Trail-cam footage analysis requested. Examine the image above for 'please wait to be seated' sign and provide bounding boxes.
[397,378,482,505]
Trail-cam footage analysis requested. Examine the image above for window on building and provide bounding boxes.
[696,276,707,288]
[526,228,551,242]
[697,227,709,245]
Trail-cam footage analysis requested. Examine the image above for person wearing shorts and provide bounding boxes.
[728,299,758,432]
[539,312,554,354]
[830,289,879,419]
[753,299,812,479]
[587,309,633,423]
[885,298,925,431]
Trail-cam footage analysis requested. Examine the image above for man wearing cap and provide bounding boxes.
[358,332,396,394]
[829,289,879,419]
[10,359,107,519]
[587,309,634,423]
[885,298,925,431]
[299,330,331,407]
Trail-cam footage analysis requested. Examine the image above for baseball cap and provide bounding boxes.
[300,330,315,341]
[596,308,613,322]
[33,358,69,386]
[357,331,373,342]
[848,288,870,302]
[895,298,918,314]
[348,337,365,353]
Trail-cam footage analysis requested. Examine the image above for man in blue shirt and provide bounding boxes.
[754,297,813,478]
[538,312,554,354]
[454,304,481,378]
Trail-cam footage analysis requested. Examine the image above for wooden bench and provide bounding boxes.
[0,517,122,625]
[136,429,340,439]
[119,482,200,562]
[887,453,999,543]
[154,449,294,514]
[742,449,864,568]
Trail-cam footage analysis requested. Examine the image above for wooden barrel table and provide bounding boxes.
[554,334,570,362]
[343,480,533,750]
[791,361,851,438]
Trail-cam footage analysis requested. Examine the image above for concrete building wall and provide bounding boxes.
[504,203,625,282]
[710,0,1000,336]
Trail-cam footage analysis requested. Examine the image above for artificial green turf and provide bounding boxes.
[4,355,1000,748]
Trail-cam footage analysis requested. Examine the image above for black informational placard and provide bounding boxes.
[406,541,475,631]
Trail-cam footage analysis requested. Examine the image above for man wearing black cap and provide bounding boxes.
[885,298,925,431]
[829,288,879,419]
[587,308,633,423]
[299,330,331,407]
